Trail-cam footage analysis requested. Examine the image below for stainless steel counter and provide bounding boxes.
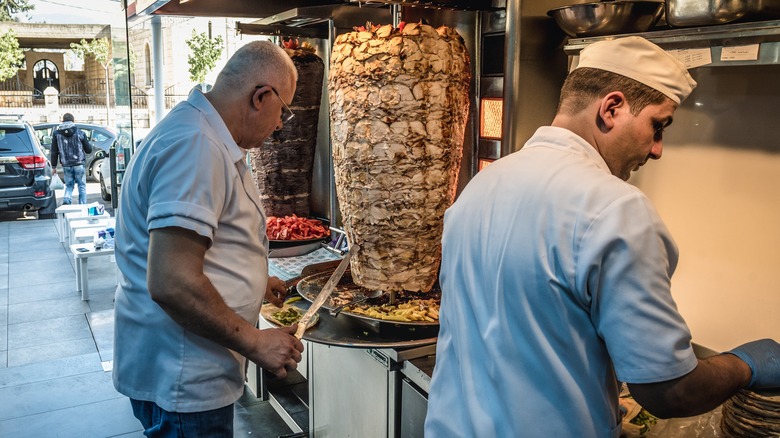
[264,251,441,437]
[402,355,435,394]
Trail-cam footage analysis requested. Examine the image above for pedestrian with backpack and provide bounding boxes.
[50,113,93,205]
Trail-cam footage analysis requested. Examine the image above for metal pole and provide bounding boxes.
[104,70,110,124]
[327,18,339,232]
[151,15,165,125]
[109,143,118,210]
[501,0,521,157]
[391,4,400,27]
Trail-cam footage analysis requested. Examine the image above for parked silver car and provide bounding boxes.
[99,131,141,202]
[35,122,117,182]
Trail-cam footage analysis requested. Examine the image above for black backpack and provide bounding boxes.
[57,127,91,167]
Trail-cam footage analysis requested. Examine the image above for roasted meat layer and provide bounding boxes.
[329,23,471,292]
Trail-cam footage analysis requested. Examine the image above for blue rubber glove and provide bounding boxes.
[728,339,780,389]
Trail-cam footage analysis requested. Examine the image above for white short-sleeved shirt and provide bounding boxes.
[425,126,698,437]
[112,89,269,412]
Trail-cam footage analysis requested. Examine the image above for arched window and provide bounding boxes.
[33,59,60,92]
[144,43,152,86]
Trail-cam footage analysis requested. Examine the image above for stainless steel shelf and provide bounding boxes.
[564,19,780,66]
[347,0,504,11]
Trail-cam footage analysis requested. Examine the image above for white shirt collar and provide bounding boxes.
[186,88,246,165]
[526,126,612,175]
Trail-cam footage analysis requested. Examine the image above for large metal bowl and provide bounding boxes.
[548,0,666,38]
[666,0,780,27]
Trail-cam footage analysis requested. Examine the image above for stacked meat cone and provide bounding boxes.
[249,40,324,217]
[329,22,471,292]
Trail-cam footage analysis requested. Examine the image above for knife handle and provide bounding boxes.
[294,321,306,339]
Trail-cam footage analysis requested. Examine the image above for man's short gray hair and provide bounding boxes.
[214,40,297,94]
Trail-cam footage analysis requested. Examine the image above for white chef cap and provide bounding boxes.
[574,36,697,105]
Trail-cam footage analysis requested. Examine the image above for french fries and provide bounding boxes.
[347,298,439,322]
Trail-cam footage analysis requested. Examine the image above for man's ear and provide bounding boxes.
[251,86,271,110]
[597,91,626,130]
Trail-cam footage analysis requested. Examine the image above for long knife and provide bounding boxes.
[294,244,359,339]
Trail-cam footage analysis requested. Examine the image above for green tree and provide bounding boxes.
[0,29,24,82]
[185,29,224,84]
[71,37,112,120]
[0,0,33,22]
[71,37,112,72]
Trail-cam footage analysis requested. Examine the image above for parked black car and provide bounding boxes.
[0,116,57,218]
[34,122,117,182]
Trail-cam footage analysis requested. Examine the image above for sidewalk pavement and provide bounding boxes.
[0,183,293,437]
[0,215,140,437]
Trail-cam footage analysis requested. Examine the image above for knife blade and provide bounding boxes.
[294,244,359,339]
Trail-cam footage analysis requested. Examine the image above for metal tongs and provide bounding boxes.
[294,244,359,339]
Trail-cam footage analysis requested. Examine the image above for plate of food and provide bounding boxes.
[266,215,330,248]
[260,302,319,329]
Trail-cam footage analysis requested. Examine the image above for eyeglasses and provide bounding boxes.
[256,85,295,123]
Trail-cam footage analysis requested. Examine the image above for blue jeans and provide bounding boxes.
[62,165,87,204]
[129,399,234,438]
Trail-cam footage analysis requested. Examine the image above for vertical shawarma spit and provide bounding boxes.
[250,40,325,217]
[329,22,471,292]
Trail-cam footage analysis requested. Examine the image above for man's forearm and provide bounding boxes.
[147,227,259,358]
[628,354,751,418]
[51,140,59,167]
[150,271,258,357]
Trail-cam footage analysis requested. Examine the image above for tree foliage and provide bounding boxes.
[71,38,112,119]
[0,0,33,22]
[185,29,224,84]
[71,37,112,71]
[0,29,24,82]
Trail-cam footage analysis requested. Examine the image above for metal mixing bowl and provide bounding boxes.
[666,0,780,27]
[548,0,666,38]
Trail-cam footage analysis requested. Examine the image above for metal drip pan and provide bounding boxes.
[283,270,440,348]
[280,299,438,348]
[297,271,440,327]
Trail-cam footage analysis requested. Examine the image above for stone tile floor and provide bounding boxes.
[0,212,295,437]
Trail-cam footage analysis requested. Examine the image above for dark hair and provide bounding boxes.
[557,68,668,116]
[62,113,75,122]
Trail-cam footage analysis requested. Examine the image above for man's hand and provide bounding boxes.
[265,276,287,307]
[250,325,304,378]
[728,339,780,388]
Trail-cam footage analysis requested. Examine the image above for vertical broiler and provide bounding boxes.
[236,3,513,436]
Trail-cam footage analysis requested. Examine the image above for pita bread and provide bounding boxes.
[261,302,319,328]
[721,389,780,437]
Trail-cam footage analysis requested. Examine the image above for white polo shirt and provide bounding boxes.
[426,126,698,437]
[113,89,269,412]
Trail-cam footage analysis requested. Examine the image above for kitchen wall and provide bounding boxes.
[630,64,780,351]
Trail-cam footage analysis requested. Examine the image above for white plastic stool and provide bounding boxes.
[70,243,116,300]
[64,212,108,243]
[56,205,87,243]
[72,228,97,244]
[69,219,111,246]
